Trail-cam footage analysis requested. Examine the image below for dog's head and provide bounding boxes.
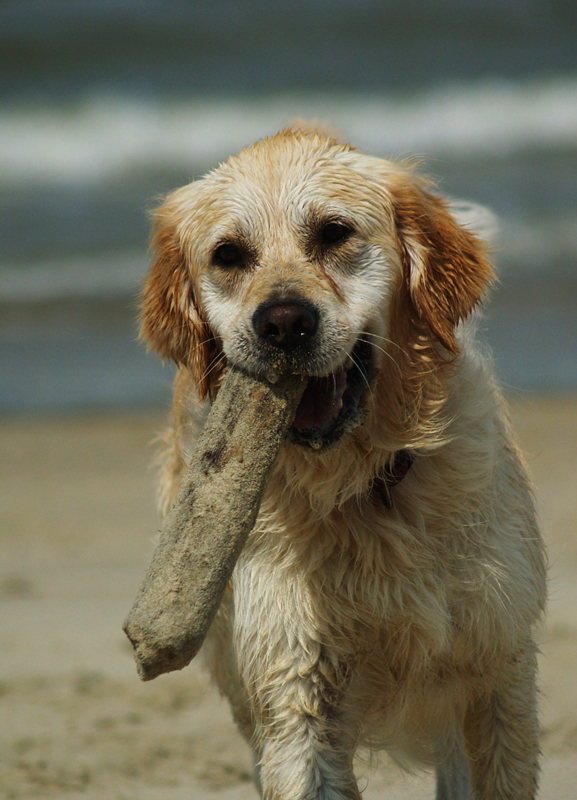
[141,130,492,451]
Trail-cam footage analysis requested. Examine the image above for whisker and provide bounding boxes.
[198,351,228,387]
[351,330,409,359]
[346,328,404,381]
[358,337,403,381]
[183,335,220,363]
[348,350,373,402]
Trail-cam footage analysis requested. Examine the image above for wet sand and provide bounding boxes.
[1,397,576,798]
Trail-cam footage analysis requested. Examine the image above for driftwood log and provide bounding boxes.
[123,366,306,681]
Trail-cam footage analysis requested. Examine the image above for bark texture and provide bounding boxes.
[123,367,306,681]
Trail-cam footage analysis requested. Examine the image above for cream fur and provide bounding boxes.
[143,130,547,800]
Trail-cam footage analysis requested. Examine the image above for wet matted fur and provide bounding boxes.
[140,130,547,800]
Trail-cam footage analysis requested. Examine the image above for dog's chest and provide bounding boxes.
[240,501,452,665]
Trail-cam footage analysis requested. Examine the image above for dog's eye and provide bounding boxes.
[214,243,243,266]
[320,222,352,246]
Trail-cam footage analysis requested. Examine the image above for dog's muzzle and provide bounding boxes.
[251,299,374,451]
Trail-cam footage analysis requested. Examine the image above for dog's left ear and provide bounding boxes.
[391,179,494,354]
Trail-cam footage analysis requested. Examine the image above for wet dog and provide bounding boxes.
[140,129,546,799]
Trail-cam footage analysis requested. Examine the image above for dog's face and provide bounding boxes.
[141,131,492,451]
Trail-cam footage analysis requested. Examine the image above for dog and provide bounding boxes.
[139,129,547,799]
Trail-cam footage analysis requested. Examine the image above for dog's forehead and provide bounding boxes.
[198,134,392,234]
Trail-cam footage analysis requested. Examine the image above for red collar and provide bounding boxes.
[373,450,415,509]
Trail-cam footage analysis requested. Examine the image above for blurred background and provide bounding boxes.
[2,4,577,799]
[1,0,576,412]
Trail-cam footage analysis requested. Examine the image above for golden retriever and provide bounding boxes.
[140,129,547,800]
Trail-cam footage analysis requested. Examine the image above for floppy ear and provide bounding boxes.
[139,203,220,401]
[391,178,494,354]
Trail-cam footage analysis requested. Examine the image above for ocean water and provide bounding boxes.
[1,81,576,410]
[3,80,577,282]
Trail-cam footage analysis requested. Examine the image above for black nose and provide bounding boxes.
[252,301,319,351]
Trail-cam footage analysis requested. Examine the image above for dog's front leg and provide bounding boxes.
[462,643,540,800]
[248,648,360,800]
[256,661,359,800]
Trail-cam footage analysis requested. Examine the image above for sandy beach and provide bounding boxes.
[1,396,576,799]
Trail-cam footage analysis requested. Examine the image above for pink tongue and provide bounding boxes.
[293,368,347,430]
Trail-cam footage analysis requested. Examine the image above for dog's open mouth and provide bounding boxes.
[290,339,373,450]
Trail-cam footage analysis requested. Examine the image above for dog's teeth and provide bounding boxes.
[344,356,353,370]
[266,370,279,384]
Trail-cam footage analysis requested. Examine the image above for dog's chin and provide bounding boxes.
[289,338,374,452]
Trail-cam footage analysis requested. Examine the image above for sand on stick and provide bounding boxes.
[123,366,306,681]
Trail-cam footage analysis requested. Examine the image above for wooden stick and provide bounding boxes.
[123,366,306,681]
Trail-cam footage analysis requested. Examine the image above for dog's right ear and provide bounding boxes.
[140,202,218,401]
